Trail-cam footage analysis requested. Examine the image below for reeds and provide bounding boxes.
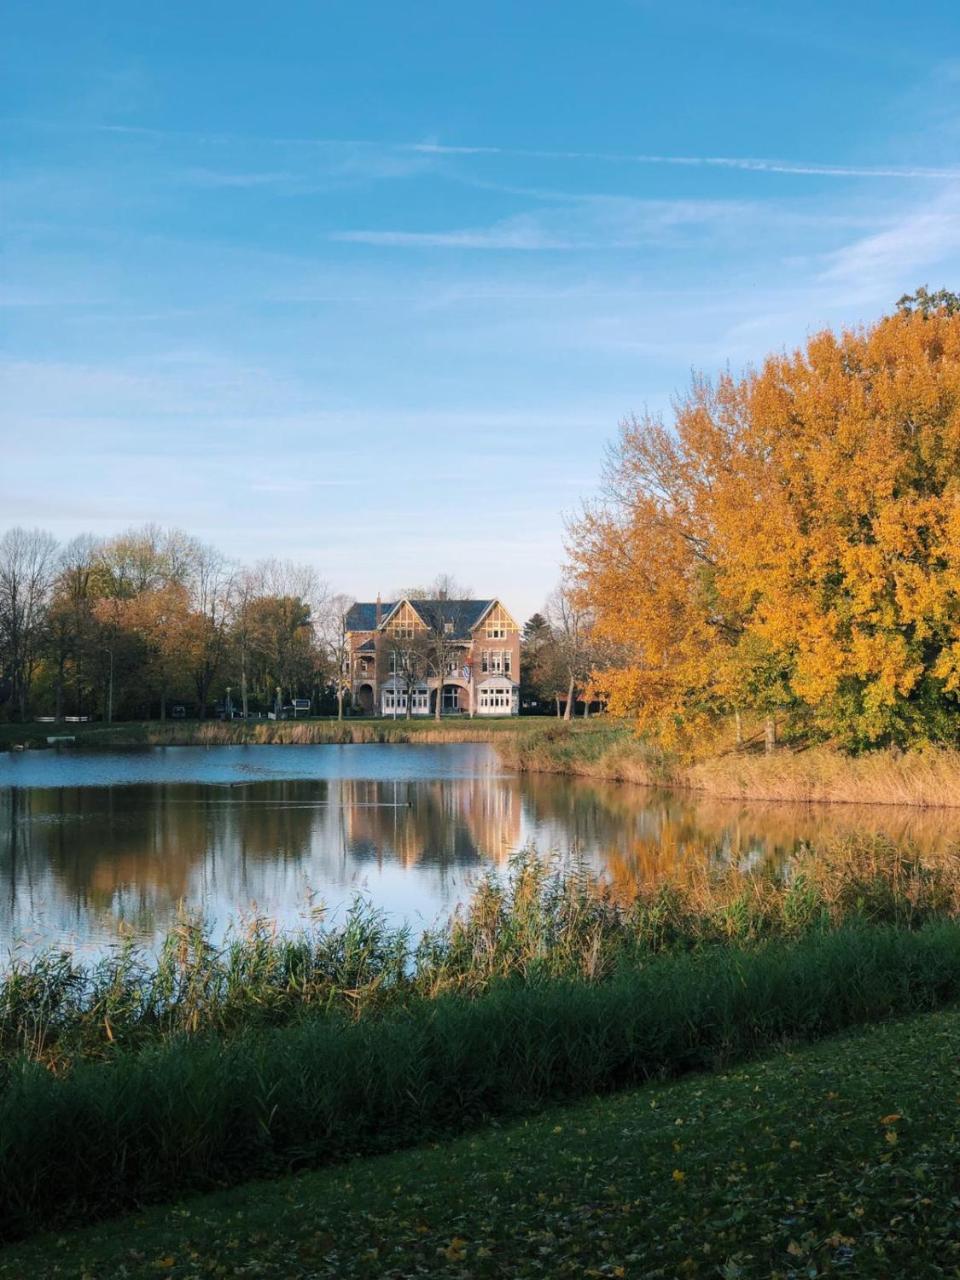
[3,839,959,1069]
[141,718,541,747]
[4,922,960,1239]
[502,727,960,808]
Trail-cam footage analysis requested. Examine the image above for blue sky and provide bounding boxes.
[3,2,960,620]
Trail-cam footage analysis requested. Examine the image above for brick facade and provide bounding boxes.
[344,598,521,716]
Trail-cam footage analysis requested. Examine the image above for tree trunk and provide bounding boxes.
[764,714,776,755]
[734,709,743,746]
[106,650,114,725]
[160,690,167,722]
[563,677,574,722]
[337,686,344,720]
[241,663,248,719]
[555,695,561,717]
[582,698,590,719]
[55,656,64,724]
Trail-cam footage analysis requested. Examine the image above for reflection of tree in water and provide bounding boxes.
[7,759,960,957]
[0,781,321,944]
[519,773,960,897]
[0,775,526,951]
[341,777,522,869]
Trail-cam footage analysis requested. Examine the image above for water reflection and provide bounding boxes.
[2,744,960,957]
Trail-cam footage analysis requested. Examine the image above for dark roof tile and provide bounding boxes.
[345,598,496,640]
[344,602,396,632]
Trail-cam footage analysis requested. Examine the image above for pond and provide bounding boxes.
[2,742,959,957]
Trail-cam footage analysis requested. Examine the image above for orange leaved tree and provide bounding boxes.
[570,301,960,751]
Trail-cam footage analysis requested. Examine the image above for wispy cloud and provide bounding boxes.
[333,193,765,252]
[821,187,960,282]
[408,142,960,181]
[9,119,957,182]
[177,168,297,189]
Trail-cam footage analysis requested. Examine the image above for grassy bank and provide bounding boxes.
[4,1005,960,1276]
[500,723,960,808]
[0,715,547,752]
[4,920,960,1239]
[4,842,956,1068]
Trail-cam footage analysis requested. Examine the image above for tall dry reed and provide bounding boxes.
[3,838,959,1069]
[502,727,960,808]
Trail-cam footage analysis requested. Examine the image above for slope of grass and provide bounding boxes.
[4,1005,960,1278]
[4,922,960,1242]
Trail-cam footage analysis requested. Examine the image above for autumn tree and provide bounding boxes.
[544,583,596,721]
[320,592,355,720]
[0,527,59,720]
[184,542,233,718]
[122,583,192,719]
[896,286,960,317]
[570,300,960,751]
[44,535,100,721]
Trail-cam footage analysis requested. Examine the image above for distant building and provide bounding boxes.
[344,597,521,716]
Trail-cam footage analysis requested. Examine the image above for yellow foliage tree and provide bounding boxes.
[570,305,960,750]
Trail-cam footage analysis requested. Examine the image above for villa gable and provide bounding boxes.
[344,594,521,717]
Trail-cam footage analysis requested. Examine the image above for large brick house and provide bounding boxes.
[344,597,521,716]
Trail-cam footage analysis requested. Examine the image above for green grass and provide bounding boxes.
[4,1005,960,1278]
[0,716,568,751]
[4,922,960,1242]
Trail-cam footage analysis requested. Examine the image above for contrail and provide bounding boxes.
[406,142,960,180]
[15,119,957,180]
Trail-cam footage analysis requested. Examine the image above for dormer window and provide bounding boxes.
[444,621,454,634]
[486,624,506,639]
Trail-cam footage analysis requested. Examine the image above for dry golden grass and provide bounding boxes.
[502,728,960,810]
[687,745,960,807]
[140,718,539,747]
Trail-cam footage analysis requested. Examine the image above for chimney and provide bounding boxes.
[375,592,382,627]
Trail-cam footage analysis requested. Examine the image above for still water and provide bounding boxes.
[2,742,959,957]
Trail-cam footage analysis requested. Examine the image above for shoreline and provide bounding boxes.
[497,727,960,811]
[0,716,546,753]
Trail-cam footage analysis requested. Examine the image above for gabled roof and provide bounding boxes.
[356,638,376,653]
[344,601,396,632]
[345,598,498,640]
[409,599,494,639]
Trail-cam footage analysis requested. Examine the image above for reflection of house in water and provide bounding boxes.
[11,753,960,960]
[339,777,522,869]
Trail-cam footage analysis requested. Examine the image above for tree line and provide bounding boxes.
[569,290,960,751]
[0,530,604,723]
[0,524,343,723]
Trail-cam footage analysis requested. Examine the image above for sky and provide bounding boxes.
[3,2,960,621]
